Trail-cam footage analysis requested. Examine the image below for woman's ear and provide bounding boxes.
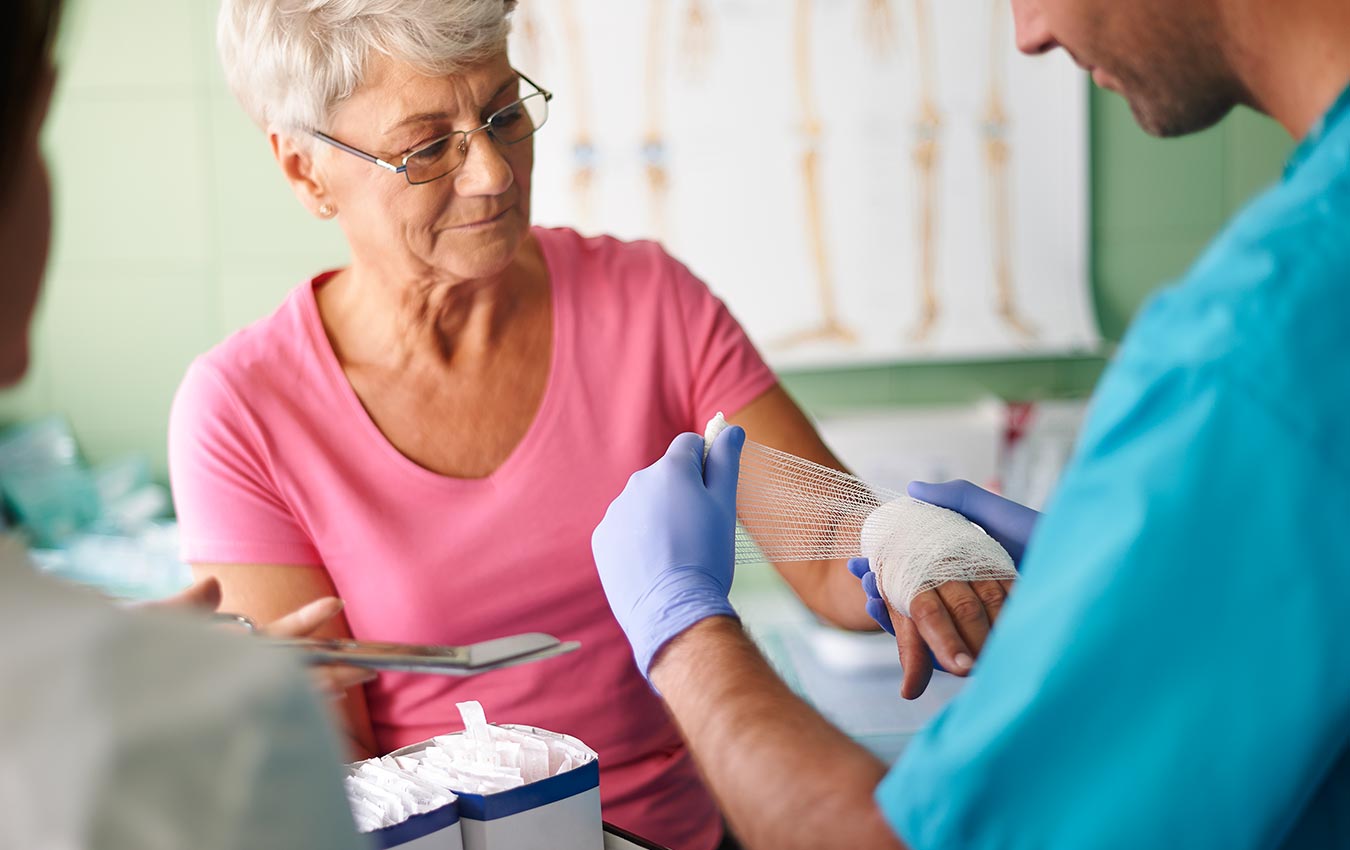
[271,131,334,219]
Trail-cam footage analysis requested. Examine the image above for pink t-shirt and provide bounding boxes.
[168,227,777,849]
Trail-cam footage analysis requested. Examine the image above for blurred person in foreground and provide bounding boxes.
[0,2,370,845]
[592,0,1350,847]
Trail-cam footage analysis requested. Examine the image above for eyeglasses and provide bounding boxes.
[311,71,552,185]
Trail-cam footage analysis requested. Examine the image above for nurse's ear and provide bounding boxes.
[271,130,337,221]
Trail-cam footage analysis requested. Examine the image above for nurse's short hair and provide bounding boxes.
[2,0,62,196]
[218,0,518,134]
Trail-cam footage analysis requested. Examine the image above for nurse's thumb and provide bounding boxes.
[704,425,745,516]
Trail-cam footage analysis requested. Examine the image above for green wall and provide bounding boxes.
[0,0,1293,479]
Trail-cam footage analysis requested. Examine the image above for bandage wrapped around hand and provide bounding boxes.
[860,497,1016,617]
[704,412,1017,617]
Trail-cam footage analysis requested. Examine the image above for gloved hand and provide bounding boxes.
[591,427,745,680]
[847,481,1040,697]
[907,479,1040,564]
[848,557,897,636]
[849,481,1039,635]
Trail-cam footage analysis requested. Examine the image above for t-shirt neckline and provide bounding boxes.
[297,229,570,488]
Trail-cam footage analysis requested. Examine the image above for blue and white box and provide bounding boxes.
[366,802,464,849]
[372,724,601,850]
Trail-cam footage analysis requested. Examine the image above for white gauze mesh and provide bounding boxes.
[704,413,1016,616]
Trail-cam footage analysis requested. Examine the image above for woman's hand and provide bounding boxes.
[259,597,378,697]
[850,559,1012,699]
[849,481,1040,700]
[141,575,224,613]
[144,581,375,698]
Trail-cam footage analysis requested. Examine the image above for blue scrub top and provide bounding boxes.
[878,86,1350,850]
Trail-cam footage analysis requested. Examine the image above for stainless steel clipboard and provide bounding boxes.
[283,632,581,675]
[215,615,580,676]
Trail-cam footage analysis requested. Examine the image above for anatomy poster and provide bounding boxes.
[513,0,1098,366]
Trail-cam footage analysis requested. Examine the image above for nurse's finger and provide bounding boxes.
[936,581,992,657]
[893,613,935,700]
[263,597,346,639]
[909,589,974,674]
[1000,579,1015,597]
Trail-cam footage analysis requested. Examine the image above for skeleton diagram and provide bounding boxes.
[908,0,1036,342]
[523,2,673,239]
[513,1,544,75]
[680,0,715,83]
[642,0,672,239]
[980,0,1036,338]
[775,0,1035,349]
[558,0,599,229]
[863,0,899,58]
[773,0,859,349]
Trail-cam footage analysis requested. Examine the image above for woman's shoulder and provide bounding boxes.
[533,226,709,306]
[534,227,687,280]
[172,274,333,429]
[186,275,328,392]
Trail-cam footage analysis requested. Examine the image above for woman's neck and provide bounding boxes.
[318,245,542,371]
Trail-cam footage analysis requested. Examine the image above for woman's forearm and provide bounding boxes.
[773,556,882,630]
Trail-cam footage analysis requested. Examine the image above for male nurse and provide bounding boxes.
[591,0,1350,847]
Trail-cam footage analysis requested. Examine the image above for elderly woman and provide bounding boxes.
[171,1,1007,846]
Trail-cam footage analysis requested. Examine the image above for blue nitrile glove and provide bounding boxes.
[907,479,1040,565]
[848,557,897,636]
[848,481,1039,636]
[591,427,745,680]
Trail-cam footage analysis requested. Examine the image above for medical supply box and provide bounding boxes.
[368,724,601,850]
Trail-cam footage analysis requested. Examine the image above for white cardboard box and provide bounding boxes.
[375,724,602,850]
[367,803,464,849]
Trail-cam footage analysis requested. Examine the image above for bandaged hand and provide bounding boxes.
[591,427,745,681]
[849,481,1037,699]
[908,479,1039,564]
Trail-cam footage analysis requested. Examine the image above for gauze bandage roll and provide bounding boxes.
[704,413,1016,616]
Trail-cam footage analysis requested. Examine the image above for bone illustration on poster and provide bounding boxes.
[560,0,598,229]
[775,0,859,350]
[520,0,1095,364]
[642,0,672,240]
[982,0,1036,340]
[513,1,544,77]
[908,0,943,342]
[863,0,899,58]
[680,0,715,83]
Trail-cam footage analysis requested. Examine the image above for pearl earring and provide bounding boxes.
[318,203,336,218]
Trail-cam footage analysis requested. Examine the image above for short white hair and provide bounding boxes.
[218,0,517,133]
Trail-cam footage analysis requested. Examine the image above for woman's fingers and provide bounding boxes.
[311,664,379,697]
[143,576,222,613]
[908,588,975,674]
[258,597,377,698]
[262,596,346,639]
[893,614,935,700]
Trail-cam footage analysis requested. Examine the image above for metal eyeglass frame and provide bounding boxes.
[309,71,553,185]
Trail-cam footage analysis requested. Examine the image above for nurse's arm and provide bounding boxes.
[191,562,380,760]
[651,615,908,850]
